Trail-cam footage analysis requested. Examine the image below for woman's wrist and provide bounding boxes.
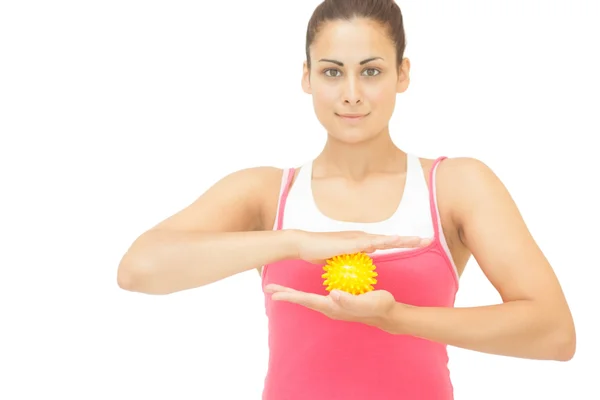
[377,302,411,335]
[278,229,304,260]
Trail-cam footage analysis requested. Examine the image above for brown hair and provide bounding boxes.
[305,0,406,69]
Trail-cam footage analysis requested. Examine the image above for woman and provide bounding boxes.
[117,0,576,398]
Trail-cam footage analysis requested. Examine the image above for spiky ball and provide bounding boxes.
[322,253,378,295]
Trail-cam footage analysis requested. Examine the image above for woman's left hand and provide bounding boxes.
[264,284,399,329]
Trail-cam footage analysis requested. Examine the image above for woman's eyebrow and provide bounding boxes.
[318,57,384,66]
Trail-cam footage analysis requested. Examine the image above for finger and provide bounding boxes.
[397,236,432,247]
[329,290,359,308]
[271,290,331,312]
[264,284,297,294]
[369,235,432,249]
[353,236,397,253]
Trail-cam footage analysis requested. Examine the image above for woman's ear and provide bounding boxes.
[396,57,411,94]
[302,61,312,94]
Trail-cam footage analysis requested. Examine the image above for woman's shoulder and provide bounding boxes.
[232,165,285,183]
[423,155,510,219]
[416,155,495,187]
[230,166,292,230]
[434,156,499,192]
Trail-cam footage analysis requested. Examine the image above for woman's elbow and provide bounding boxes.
[555,330,576,361]
[117,255,168,295]
[117,260,139,292]
[117,254,145,292]
[550,317,576,361]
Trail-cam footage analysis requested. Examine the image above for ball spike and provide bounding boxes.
[321,252,378,296]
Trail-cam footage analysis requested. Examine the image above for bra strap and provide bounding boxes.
[428,156,448,239]
[274,168,296,230]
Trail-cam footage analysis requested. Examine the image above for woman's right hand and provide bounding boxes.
[289,230,432,264]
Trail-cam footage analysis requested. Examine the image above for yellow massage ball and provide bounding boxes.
[322,253,378,295]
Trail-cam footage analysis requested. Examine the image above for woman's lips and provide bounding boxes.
[336,113,369,122]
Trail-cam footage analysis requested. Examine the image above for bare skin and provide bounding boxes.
[266,155,575,360]
[116,165,431,294]
[117,17,575,361]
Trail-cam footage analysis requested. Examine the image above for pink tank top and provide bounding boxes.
[261,157,458,400]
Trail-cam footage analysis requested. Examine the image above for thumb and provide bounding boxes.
[330,290,357,308]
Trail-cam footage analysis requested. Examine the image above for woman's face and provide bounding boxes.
[303,18,410,144]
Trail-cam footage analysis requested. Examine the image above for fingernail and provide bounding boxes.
[330,290,341,300]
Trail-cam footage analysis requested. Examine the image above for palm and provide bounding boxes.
[359,289,395,305]
[294,231,431,264]
[264,284,396,324]
[339,290,395,318]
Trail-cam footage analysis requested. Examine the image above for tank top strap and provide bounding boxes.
[295,159,313,188]
[428,156,448,240]
[404,152,426,193]
[273,167,296,231]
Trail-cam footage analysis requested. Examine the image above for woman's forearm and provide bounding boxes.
[117,229,297,295]
[381,300,575,361]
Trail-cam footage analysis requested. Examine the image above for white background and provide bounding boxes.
[1,0,599,399]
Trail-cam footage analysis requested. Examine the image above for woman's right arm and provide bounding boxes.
[116,167,290,295]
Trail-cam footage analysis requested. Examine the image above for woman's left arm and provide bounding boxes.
[381,157,576,361]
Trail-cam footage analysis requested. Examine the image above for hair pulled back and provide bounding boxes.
[305,0,406,68]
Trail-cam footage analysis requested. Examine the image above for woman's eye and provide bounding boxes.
[363,68,380,77]
[324,68,380,77]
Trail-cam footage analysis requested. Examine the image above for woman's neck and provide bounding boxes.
[315,129,406,181]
